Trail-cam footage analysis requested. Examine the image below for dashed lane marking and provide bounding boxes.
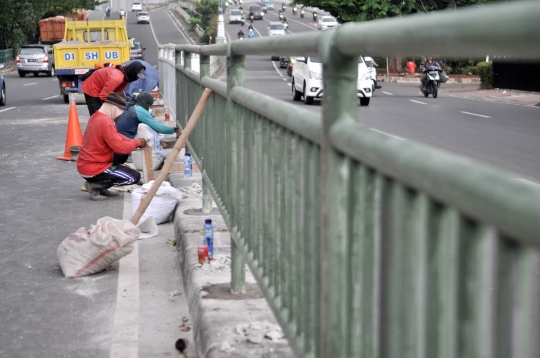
[382,91,393,95]
[370,128,406,141]
[41,95,60,100]
[410,99,427,105]
[460,111,491,118]
[0,107,16,113]
[23,83,37,86]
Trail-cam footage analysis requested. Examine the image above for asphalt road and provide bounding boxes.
[221,4,540,184]
[0,5,194,358]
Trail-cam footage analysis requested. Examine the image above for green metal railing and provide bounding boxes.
[159,2,540,357]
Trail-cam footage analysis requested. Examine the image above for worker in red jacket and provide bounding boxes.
[82,61,146,116]
[77,93,148,201]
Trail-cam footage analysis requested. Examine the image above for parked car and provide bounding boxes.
[130,42,145,61]
[228,9,243,23]
[16,44,55,77]
[265,2,274,10]
[132,2,143,11]
[317,16,338,31]
[291,56,372,106]
[137,11,150,24]
[0,63,6,106]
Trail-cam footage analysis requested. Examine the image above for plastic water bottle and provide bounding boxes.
[183,153,192,178]
[204,219,214,259]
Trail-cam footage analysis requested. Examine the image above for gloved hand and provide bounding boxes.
[138,138,148,148]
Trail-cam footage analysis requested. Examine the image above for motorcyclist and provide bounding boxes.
[282,18,289,30]
[300,8,304,18]
[434,56,450,82]
[249,11,254,22]
[312,11,318,21]
[293,6,297,14]
[105,6,110,16]
[247,26,254,38]
[240,16,245,26]
[237,29,245,39]
[282,2,286,11]
[420,56,441,90]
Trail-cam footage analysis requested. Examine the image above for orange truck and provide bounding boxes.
[39,11,87,44]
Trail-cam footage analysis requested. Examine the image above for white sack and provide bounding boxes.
[136,123,166,170]
[131,180,182,225]
[57,217,140,278]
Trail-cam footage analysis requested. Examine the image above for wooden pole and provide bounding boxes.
[130,88,213,225]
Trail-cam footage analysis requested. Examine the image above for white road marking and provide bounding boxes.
[149,14,161,46]
[165,11,193,44]
[382,91,393,95]
[287,83,291,86]
[23,83,37,86]
[41,95,60,100]
[515,178,540,187]
[110,195,140,357]
[410,99,427,105]
[460,111,491,118]
[371,128,406,140]
[271,60,287,81]
[0,107,16,113]
[52,78,58,81]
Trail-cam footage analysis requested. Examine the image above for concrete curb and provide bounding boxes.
[169,173,294,358]
[379,75,481,84]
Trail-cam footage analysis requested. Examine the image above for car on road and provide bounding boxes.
[291,56,372,106]
[131,2,142,11]
[130,42,145,61]
[0,63,6,106]
[318,16,338,31]
[248,5,264,20]
[16,44,55,77]
[137,11,150,24]
[228,9,243,23]
[268,22,286,36]
[265,2,274,10]
[258,2,267,12]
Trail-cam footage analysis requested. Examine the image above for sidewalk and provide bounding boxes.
[166,170,294,357]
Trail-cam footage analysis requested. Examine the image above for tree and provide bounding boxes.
[0,0,103,51]
[293,0,497,72]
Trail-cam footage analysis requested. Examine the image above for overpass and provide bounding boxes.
[159,1,540,357]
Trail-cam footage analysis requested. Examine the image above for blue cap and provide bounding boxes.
[205,219,212,224]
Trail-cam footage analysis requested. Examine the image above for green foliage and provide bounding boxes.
[188,17,202,29]
[293,0,495,23]
[476,61,493,89]
[0,0,102,50]
[194,0,219,44]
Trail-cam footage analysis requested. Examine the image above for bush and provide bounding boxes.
[476,62,493,89]
[188,17,202,29]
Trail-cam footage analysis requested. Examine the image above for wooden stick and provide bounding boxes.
[130,88,213,225]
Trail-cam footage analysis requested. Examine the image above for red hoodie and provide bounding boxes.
[77,111,143,176]
[82,67,128,101]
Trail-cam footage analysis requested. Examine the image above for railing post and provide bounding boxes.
[319,30,363,358]
[226,42,246,294]
[200,52,213,214]
[175,47,184,129]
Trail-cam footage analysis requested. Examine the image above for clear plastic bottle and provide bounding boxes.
[204,219,213,259]
[183,153,192,178]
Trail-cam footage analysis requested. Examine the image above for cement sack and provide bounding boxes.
[131,180,182,225]
[133,123,166,170]
[57,217,140,278]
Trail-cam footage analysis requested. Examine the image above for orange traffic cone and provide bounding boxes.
[56,100,83,161]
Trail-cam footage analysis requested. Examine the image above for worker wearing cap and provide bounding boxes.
[82,61,146,116]
[113,91,181,164]
[77,93,148,201]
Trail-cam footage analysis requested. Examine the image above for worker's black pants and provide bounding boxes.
[84,93,103,116]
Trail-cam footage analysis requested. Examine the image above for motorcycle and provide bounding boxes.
[292,7,297,15]
[279,13,284,21]
[248,29,254,38]
[420,65,441,98]
[283,21,289,30]
[106,9,110,17]
[313,13,318,22]
[239,35,244,40]
[240,17,245,26]
[300,10,304,18]
[250,15,254,23]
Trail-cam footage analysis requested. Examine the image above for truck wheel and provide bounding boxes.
[18,71,26,78]
[303,83,313,105]
[63,95,69,104]
[360,97,370,106]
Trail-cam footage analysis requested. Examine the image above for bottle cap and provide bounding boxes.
[205,219,212,224]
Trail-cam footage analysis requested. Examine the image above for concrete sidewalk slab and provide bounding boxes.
[169,173,294,358]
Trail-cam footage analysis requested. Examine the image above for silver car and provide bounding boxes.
[318,16,338,31]
[137,12,150,24]
[228,9,243,24]
[267,22,286,36]
[16,45,55,77]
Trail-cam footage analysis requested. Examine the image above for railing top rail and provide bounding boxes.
[168,1,539,58]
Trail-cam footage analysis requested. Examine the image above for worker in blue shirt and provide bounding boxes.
[113,91,181,164]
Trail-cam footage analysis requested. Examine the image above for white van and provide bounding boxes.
[291,56,373,106]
